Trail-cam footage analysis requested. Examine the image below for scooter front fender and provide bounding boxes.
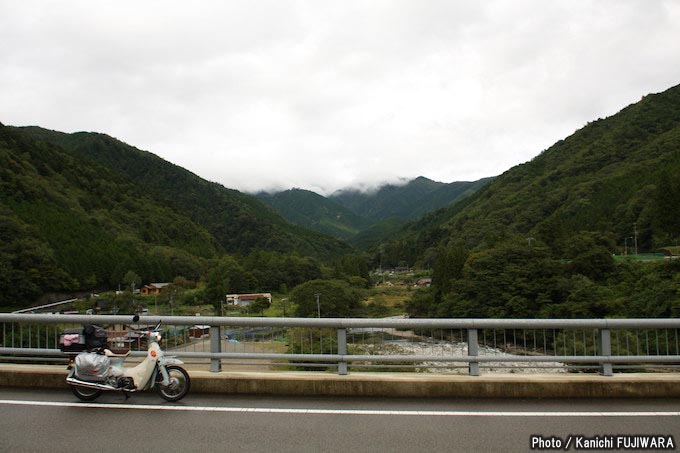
[159,356,183,366]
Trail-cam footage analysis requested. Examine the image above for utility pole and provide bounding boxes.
[625,237,633,255]
[634,222,638,255]
[281,298,288,318]
[315,293,321,318]
[131,282,135,313]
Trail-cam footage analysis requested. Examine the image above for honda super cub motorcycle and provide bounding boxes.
[62,316,190,402]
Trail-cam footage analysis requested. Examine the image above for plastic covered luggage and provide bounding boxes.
[74,352,111,382]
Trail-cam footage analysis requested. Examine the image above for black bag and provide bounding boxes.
[59,328,86,353]
[84,324,108,351]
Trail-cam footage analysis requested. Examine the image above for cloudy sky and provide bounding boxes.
[2,1,680,195]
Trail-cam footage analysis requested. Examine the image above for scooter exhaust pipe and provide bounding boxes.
[66,376,137,392]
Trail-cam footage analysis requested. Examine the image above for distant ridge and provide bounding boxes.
[0,123,351,306]
[257,176,493,243]
[256,188,371,240]
[380,82,680,267]
[17,125,351,259]
[330,176,494,222]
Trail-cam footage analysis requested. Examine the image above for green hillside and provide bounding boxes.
[389,83,680,319]
[411,176,494,220]
[0,124,351,306]
[0,123,218,304]
[257,188,371,240]
[383,83,680,266]
[18,126,351,259]
[331,176,492,222]
[258,176,492,245]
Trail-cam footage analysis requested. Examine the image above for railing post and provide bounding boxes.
[467,328,480,376]
[598,328,612,376]
[337,328,348,375]
[210,325,222,373]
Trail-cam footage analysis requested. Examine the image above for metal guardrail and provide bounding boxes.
[1,314,679,376]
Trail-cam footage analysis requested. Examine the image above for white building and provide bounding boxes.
[226,293,273,307]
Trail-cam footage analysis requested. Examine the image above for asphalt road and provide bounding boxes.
[1,388,679,452]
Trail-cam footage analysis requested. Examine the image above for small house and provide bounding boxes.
[415,278,432,287]
[141,283,171,295]
[189,325,211,338]
[226,293,273,307]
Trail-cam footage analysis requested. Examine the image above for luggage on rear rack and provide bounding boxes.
[59,325,108,353]
[84,324,108,351]
[74,352,111,381]
[59,328,86,353]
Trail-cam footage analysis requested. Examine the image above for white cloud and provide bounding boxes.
[1,0,680,195]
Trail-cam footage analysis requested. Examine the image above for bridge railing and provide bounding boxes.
[1,314,679,376]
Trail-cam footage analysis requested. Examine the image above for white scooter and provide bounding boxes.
[65,316,190,402]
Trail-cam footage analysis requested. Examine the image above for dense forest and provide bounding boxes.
[19,126,351,259]
[406,240,680,319]
[257,188,371,240]
[257,176,492,243]
[330,175,493,223]
[399,83,680,319]
[380,84,680,267]
[0,123,353,307]
[3,82,680,319]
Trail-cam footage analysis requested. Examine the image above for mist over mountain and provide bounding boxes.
[0,123,351,306]
[257,176,493,243]
[256,188,371,240]
[4,82,680,317]
[330,176,494,222]
[377,82,680,268]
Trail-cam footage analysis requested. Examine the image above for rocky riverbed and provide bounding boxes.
[355,340,567,374]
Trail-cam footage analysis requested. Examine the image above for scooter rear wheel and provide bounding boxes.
[157,365,190,402]
[71,385,102,402]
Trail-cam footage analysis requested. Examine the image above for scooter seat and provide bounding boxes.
[104,349,130,358]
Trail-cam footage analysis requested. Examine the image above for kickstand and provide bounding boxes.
[123,391,131,400]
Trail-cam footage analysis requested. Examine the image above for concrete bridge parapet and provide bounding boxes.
[1,364,679,399]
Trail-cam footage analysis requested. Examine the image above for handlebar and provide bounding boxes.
[130,315,162,332]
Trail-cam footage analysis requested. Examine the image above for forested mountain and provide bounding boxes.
[256,188,371,240]
[0,124,351,306]
[330,176,493,222]
[389,83,680,319]
[257,176,492,244]
[385,83,680,267]
[19,126,351,259]
[5,81,680,318]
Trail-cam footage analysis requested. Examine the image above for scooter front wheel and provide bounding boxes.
[157,365,190,402]
[71,385,102,402]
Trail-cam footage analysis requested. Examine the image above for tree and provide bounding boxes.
[250,296,271,316]
[565,232,615,281]
[291,280,361,317]
[331,253,371,287]
[122,270,141,291]
[453,240,567,318]
[540,275,614,318]
[432,243,468,295]
[204,255,258,304]
[653,169,680,242]
[405,286,435,318]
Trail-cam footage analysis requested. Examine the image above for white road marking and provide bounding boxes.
[0,399,679,417]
